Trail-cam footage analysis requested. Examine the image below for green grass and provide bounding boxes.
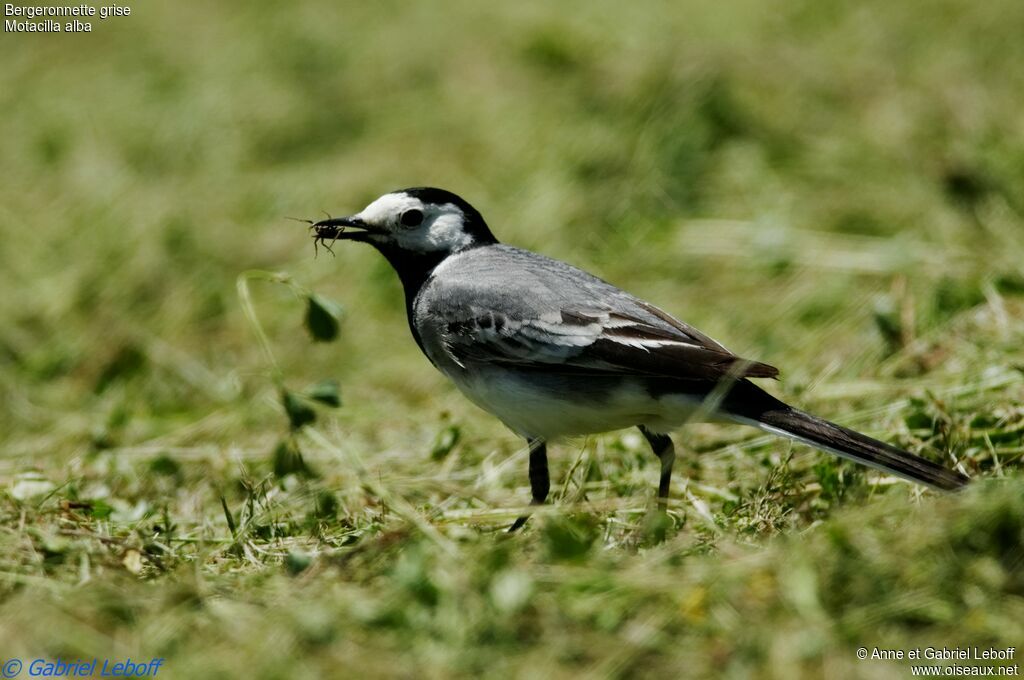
[1,0,1023,677]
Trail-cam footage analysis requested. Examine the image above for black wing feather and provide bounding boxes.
[443,308,779,381]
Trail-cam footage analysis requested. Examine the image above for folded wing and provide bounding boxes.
[440,305,778,381]
[422,245,778,382]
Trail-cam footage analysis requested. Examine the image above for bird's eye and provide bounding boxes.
[399,209,424,227]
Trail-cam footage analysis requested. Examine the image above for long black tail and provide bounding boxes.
[757,408,968,490]
[720,381,969,491]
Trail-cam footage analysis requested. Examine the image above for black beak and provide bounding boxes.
[311,215,376,242]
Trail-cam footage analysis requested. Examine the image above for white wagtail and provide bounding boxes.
[311,187,968,529]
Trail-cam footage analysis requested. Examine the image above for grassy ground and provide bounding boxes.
[1,0,1023,677]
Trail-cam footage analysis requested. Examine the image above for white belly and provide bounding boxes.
[447,366,705,439]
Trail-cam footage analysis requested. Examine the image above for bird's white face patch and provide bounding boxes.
[355,192,474,253]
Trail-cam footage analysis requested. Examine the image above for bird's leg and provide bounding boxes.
[508,438,549,532]
[639,426,675,509]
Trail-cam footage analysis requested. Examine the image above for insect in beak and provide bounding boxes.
[288,213,343,258]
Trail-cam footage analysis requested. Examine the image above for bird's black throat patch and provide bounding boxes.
[369,242,476,360]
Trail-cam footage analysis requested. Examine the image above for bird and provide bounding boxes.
[311,187,969,530]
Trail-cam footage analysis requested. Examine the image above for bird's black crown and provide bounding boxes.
[399,187,497,246]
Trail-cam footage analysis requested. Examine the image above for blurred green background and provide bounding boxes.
[1,1,1022,678]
